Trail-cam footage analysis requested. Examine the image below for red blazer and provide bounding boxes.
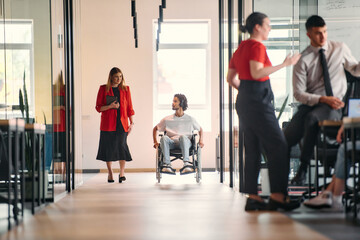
[95,85,135,132]
[53,87,66,132]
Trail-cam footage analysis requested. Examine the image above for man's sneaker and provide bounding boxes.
[160,164,175,175]
[321,197,344,213]
[321,201,344,212]
[180,162,194,174]
[303,191,332,209]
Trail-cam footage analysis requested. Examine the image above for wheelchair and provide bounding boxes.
[155,133,202,183]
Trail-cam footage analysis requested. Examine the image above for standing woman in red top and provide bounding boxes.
[95,67,135,183]
[227,12,301,211]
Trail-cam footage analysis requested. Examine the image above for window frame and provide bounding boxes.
[0,19,34,119]
[153,19,212,130]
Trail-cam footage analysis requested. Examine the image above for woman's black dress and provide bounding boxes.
[96,87,132,162]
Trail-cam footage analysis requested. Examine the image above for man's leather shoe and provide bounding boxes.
[290,164,307,186]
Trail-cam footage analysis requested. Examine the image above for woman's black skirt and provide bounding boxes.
[54,131,66,163]
[96,123,132,162]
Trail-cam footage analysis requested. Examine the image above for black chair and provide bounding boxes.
[0,127,24,230]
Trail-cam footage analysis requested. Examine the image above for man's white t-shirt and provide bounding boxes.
[156,113,201,140]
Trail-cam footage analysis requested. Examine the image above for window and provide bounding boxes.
[0,20,34,119]
[153,20,211,131]
[263,19,300,125]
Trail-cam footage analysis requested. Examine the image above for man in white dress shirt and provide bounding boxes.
[153,94,204,174]
[284,15,360,185]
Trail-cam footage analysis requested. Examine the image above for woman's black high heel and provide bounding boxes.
[245,198,267,211]
[108,174,114,183]
[267,196,300,211]
[119,175,126,183]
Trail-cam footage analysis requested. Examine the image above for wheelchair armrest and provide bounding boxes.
[191,131,198,139]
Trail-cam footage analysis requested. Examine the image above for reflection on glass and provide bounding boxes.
[51,0,67,198]
[0,0,53,208]
[53,71,66,183]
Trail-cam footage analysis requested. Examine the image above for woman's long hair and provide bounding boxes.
[106,67,127,92]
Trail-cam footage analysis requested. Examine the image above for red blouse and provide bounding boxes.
[229,39,272,82]
[95,85,135,132]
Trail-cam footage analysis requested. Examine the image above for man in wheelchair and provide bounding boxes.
[153,94,204,175]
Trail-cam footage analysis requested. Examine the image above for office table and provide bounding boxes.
[343,117,360,223]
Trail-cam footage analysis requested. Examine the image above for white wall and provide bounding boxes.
[80,0,219,170]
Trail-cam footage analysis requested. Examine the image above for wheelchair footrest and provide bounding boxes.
[179,166,195,175]
[160,166,176,175]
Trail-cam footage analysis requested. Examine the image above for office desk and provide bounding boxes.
[343,117,360,223]
[25,123,46,214]
[0,119,25,230]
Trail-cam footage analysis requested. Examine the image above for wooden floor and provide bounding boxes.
[1,173,329,240]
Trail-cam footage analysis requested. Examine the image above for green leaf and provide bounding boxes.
[19,89,24,118]
[43,111,46,125]
[277,94,289,121]
[23,70,30,123]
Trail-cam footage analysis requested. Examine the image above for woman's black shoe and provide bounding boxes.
[108,174,114,183]
[245,198,267,211]
[119,175,126,183]
[267,197,300,211]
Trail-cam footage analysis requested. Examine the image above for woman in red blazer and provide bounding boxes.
[95,67,135,183]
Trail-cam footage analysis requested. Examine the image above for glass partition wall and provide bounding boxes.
[51,0,82,197]
[0,0,79,214]
[0,0,54,218]
[219,0,240,188]
[51,0,67,199]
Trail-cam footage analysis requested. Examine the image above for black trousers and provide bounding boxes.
[284,103,342,166]
[236,80,289,195]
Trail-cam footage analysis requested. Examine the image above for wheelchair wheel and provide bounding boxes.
[195,143,202,183]
[156,147,162,183]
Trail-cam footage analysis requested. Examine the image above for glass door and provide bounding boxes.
[0,0,54,206]
[0,1,5,113]
[219,0,240,187]
[51,0,67,199]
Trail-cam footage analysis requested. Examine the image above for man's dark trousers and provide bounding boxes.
[284,103,342,179]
